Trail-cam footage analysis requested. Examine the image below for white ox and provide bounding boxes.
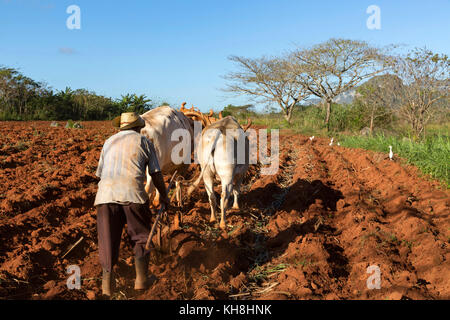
[140,106,194,203]
[187,116,250,229]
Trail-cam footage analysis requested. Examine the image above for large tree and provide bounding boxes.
[392,47,449,138]
[291,38,388,130]
[0,67,45,118]
[224,55,310,123]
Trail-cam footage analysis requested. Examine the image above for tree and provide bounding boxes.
[118,93,152,114]
[0,67,48,119]
[224,55,310,123]
[291,38,388,130]
[355,74,403,134]
[392,48,449,138]
[132,94,153,114]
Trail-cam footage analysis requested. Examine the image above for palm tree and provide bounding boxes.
[118,93,152,114]
[131,94,152,113]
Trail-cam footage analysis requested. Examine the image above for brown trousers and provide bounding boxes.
[97,202,152,272]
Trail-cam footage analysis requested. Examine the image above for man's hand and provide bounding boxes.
[151,171,170,209]
[159,195,170,211]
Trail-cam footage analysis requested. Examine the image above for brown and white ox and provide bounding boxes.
[140,105,194,204]
[187,116,251,229]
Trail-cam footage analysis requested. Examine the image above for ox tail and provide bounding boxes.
[186,129,221,198]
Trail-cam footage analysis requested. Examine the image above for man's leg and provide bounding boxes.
[123,202,152,289]
[97,203,126,295]
[123,202,152,257]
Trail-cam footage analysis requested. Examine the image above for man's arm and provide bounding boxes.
[144,137,170,206]
[96,148,104,178]
[150,171,170,206]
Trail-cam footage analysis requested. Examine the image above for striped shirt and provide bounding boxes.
[94,130,161,206]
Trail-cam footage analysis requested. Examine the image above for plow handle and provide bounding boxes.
[145,170,177,250]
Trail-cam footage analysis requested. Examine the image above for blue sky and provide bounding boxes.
[1,0,449,112]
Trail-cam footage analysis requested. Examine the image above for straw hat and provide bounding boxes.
[112,112,145,130]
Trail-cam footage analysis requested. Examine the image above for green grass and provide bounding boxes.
[244,103,370,136]
[293,257,315,268]
[250,263,290,282]
[232,107,449,187]
[248,110,327,136]
[339,132,450,187]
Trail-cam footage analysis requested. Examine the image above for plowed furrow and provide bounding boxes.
[310,141,447,299]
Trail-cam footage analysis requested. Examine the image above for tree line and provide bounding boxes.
[224,38,449,138]
[0,66,154,121]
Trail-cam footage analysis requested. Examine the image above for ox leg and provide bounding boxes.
[203,169,217,223]
[220,183,233,230]
[175,181,182,207]
[232,179,242,210]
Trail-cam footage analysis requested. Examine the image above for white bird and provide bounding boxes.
[389,145,393,160]
[329,138,334,146]
[309,136,314,141]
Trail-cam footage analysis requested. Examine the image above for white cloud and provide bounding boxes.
[58,47,76,55]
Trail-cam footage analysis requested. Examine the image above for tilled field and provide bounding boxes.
[0,121,449,300]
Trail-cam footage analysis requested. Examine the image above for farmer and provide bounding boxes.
[94,112,170,297]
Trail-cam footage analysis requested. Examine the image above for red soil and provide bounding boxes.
[0,121,448,300]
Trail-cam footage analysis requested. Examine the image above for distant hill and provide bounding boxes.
[327,74,405,105]
[334,90,359,104]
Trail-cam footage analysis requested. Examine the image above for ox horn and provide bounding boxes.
[243,118,252,131]
[218,111,223,119]
[200,113,210,127]
[200,112,212,127]
[181,102,187,110]
[183,110,209,128]
[183,111,202,119]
